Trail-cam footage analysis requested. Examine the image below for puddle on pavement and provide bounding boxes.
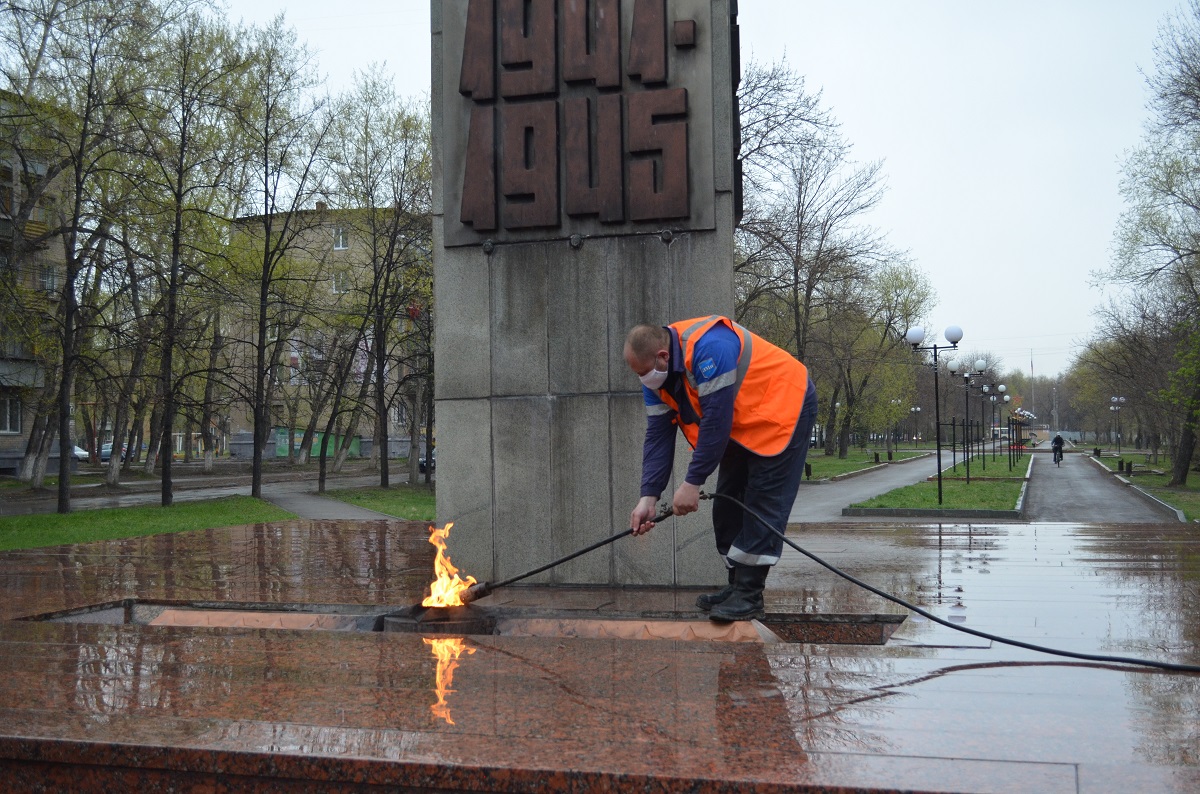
[23,599,905,645]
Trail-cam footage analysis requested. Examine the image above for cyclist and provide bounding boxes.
[1051,433,1065,465]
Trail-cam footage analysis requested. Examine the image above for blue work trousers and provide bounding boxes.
[713,380,818,567]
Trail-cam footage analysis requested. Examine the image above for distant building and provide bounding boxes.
[0,90,66,475]
[225,203,430,460]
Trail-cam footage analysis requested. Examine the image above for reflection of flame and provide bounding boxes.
[422,522,477,607]
[424,637,475,725]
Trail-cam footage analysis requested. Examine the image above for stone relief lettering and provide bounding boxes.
[627,87,688,220]
[459,0,496,100]
[460,106,498,230]
[627,0,667,84]
[498,0,557,98]
[456,0,693,236]
[561,0,621,88]
[563,94,623,221]
[499,100,560,228]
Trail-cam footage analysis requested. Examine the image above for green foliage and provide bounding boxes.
[0,496,295,551]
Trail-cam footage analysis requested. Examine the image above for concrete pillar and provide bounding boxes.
[432,0,738,586]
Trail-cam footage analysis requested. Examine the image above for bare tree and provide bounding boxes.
[1102,1,1200,483]
[735,60,886,358]
[0,0,173,511]
[1079,287,1195,481]
[736,57,833,202]
[329,67,431,489]
[228,15,332,498]
[738,140,886,362]
[811,259,933,458]
[131,9,243,504]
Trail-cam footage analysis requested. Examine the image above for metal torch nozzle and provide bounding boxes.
[459,581,493,604]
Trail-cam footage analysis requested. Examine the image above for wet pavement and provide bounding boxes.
[1022,451,1171,522]
[0,452,1196,792]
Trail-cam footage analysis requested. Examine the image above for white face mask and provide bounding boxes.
[639,365,668,390]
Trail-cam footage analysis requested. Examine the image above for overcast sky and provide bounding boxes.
[222,0,1184,379]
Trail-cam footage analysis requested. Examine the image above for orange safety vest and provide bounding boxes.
[656,316,809,457]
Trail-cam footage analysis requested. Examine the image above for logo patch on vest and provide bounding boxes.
[698,357,717,379]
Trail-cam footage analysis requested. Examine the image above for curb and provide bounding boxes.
[840,506,1022,519]
[1088,455,1186,523]
[881,451,934,464]
[802,452,935,485]
[829,463,888,482]
[1084,458,1185,525]
[1125,483,1187,522]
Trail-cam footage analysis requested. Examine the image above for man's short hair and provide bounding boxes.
[625,324,669,360]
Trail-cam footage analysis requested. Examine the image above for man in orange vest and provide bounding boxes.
[625,316,818,622]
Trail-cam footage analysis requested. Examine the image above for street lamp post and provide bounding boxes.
[888,398,903,457]
[981,385,1009,460]
[949,358,986,483]
[832,401,841,456]
[1110,396,1127,456]
[905,325,963,505]
[910,406,921,445]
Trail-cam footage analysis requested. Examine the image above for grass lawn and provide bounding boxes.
[806,450,926,479]
[0,496,296,552]
[1092,454,1177,474]
[942,455,1029,478]
[852,478,1025,511]
[325,483,436,522]
[1143,485,1200,521]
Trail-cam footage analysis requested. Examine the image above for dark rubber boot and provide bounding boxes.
[708,565,769,622]
[695,567,737,612]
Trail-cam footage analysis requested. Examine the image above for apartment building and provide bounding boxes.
[0,94,64,475]
[225,203,431,461]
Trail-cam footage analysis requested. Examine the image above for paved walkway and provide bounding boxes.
[260,480,396,520]
[1023,450,1170,522]
[0,452,1193,792]
[789,455,939,523]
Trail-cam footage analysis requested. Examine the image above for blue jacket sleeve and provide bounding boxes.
[640,405,676,498]
[684,324,740,485]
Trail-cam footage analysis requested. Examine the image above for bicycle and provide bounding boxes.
[1052,446,1063,466]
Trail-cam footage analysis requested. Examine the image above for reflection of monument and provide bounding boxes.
[433,0,740,585]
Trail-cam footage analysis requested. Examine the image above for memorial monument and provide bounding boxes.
[433,0,740,586]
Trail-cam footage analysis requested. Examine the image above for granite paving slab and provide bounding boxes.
[0,517,1196,792]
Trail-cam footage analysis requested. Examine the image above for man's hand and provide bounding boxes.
[672,481,700,516]
[630,495,660,535]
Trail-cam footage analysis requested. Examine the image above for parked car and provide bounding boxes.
[418,449,436,473]
[99,443,126,463]
[72,445,89,461]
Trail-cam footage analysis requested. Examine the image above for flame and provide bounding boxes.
[425,637,475,725]
[422,522,478,607]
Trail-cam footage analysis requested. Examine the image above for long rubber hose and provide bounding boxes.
[700,491,1200,674]
[460,505,674,603]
